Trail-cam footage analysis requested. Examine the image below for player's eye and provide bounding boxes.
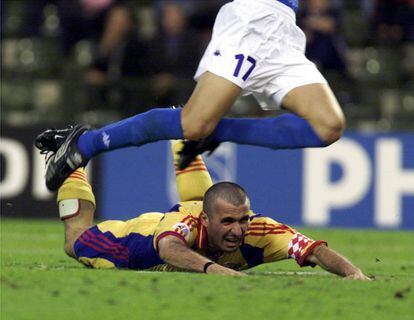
[240,217,249,224]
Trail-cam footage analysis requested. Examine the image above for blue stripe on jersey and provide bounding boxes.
[127,233,165,269]
[240,243,264,268]
[249,213,263,221]
[168,204,181,212]
[277,0,298,12]
[74,226,164,270]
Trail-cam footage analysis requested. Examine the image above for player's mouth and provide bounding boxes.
[224,237,241,248]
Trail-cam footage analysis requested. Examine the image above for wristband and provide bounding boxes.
[203,262,215,273]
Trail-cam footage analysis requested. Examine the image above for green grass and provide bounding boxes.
[1,219,413,320]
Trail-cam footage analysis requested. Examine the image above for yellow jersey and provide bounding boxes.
[74,201,326,270]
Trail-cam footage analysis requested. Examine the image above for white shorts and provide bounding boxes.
[194,0,327,110]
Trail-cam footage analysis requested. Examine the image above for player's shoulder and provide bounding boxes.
[248,214,295,230]
[248,214,279,226]
[159,201,202,228]
[177,201,203,218]
[244,215,296,245]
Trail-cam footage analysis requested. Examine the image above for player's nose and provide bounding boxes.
[231,223,243,237]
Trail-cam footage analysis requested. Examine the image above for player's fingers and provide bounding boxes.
[344,273,371,281]
[226,269,245,276]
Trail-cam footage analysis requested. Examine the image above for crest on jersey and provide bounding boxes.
[172,222,191,240]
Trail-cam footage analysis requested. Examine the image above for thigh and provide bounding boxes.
[281,83,343,125]
[187,1,274,127]
[182,72,241,137]
[185,71,241,119]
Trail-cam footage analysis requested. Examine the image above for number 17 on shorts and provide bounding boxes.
[233,54,256,81]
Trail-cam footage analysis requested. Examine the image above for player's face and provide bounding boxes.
[204,198,250,253]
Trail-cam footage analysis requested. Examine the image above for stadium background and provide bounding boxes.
[1,0,414,228]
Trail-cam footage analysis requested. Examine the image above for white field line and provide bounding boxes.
[245,270,331,276]
[132,270,331,276]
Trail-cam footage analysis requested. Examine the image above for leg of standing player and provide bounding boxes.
[45,0,345,190]
[76,75,341,159]
[179,0,344,147]
[181,72,345,146]
[74,74,241,161]
[278,83,345,145]
[180,73,241,140]
[75,0,339,162]
[46,72,340,190]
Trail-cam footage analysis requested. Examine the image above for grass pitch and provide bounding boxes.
[1,219,413,320]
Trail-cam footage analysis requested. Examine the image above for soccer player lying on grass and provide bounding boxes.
[49,140,369,279]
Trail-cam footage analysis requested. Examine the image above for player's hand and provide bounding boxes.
[206,263,245,276]
[344,270,371,281]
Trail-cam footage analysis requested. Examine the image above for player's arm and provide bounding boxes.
[305,244,370,280]
[256,217,369,280]
[157,236,243,276]
[172,140,213,201]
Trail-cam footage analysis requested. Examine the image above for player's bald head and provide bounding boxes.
[202,182,249,217]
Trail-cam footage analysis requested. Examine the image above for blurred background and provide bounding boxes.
[1,0,413,229]
[2,0,414,128]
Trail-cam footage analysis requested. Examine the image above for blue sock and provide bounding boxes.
[212,114,326,149]
[77,108,183,160]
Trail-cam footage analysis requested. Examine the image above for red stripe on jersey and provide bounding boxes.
[69,176,88,183]
[69,173,87,181]
[245,231,286,236]
[78,236,128,261]
[181,215,195,224]
[176,168,208,176]
[83,231,129,260]
[298,240,327,266]
[277,224,295,234]
[181,215,197,225]
[175,164,207,171]
[174,160,205,168]
[155,232,187,252]
[71,170,86,175]
[69,173,86,179]
[247,226,283,231]
[96,233,127,252]
[70,171,87,178]
[249,222,295,234]
[249,222,277,227]
[78,236,104,253]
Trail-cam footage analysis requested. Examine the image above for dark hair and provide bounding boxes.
[203,182,248,217]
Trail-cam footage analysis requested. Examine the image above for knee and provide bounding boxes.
[182,122,215,140]
[319,113,346,145]
[64,240,75,258]
[181,112,217,140]
[63,228,83,258]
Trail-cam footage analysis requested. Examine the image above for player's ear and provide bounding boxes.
[200,211,209,227]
